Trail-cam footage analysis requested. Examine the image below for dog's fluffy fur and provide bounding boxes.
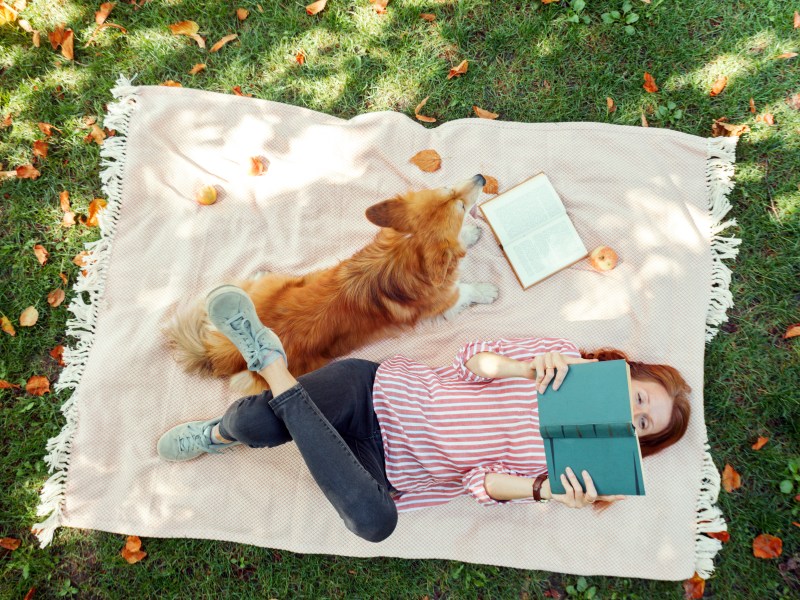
[164,175,498,393]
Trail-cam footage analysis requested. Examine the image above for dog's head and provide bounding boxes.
[364,174,485,239]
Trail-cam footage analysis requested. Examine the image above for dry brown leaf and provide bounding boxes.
[232,86,252,97]
[643,72,658,93]
[473,105,498,119]
[1,315,15,336]
[482,175,498,194]
[248,156,267,176]
[0,380,21,389]
[18,17,33,32]
[32,30,40,47]
[795,11,800,28]
[96,2,114,25]
[48,24,66,49]
[50,345,66,366]
[682,573,705,599]
[414,96,436,123]
[16,164,41,179]
[787,93,800,111]
[306,0,328,15]
[749,97,756,113]
[776,52,798,60]
[32,140,48,159]
[62,211,75,227]
[84,22,128,47]
[81,198,107,227]
[370,0,389,14]
[26,375,50,396]
[0,170,16,181]
[210,33,237,53]
[73,251,90,267]
[47,288,65,308]
[420,13,435,21]
[710,75,727,97]
[606,97,616,113]
[2,113,11,128]
[751,436,769,450]
[236,8,248,20]
[20,306,39,327]
[189,34,205,48]
[188,63,206,75]
[756,113,775,125]
[640,112,649,127]
[707,531,730,543]
[409,149,441,172]
[447,59,468,80]
[33,244,49,265]
[0,1,19,25]
[541,0,560,3]
[722,463,741,492]
[711,118,750,137]
[38,122,61,136]
[59,190,70,212]
[257,4,263,12]
[58,272,68,285]
[784,323,800,338]
[84,124,106,145]
[121,536,147,563]
[60,29,74,60]
[168,20,199,36]
[295,50,306,65]
[161,80,182,87]
[0,538,21,550]
[753,534,782,559]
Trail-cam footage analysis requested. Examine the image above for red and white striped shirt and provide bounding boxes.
[372,337,581,512]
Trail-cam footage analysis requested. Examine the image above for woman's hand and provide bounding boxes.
[543,467,626,509]
[523,352,598,394]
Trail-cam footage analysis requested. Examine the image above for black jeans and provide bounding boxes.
[217,358,397,543]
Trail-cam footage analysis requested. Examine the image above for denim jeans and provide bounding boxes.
[217,358,397,542]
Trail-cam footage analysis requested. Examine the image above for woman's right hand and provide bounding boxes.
[543,467,626,509]
[523,353,598,394]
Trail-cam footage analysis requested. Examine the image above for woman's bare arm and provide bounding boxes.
[465,353,530,380]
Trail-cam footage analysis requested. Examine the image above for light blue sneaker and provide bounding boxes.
[205,285,287,372]
[157,417,241,462]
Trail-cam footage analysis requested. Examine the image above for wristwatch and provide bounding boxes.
[532,473,549,503]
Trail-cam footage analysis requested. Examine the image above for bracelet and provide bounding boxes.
[532,473,549,502]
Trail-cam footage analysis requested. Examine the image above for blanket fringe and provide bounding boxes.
[32,75,139,548]
[694,136,738,579]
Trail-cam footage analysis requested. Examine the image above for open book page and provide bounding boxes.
[503,215,588,288]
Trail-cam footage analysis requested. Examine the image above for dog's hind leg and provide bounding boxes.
[442,282,499,320]
[459,223,482,248]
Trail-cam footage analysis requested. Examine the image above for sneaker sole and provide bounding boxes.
[205,284,250,314]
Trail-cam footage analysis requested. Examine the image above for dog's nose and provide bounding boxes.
[473,174,486,186]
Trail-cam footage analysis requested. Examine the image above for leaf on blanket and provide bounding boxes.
[32,140,48,159]
[16,164,41,179]
[447,60,468,80]
[38,122,61,136]
[370,0,389,15]
[709,76,727,97]
[0,380,21,389]
[0,537,20,550]
[236,8,249,21]
[753,534,782,559]
[73,250,91,268]
[722,463,741,492]
[50,345,66,366]
[607,97,616,113]
[248,156,267,176]
[189,63,206,75]
[81,198,107,227]
[95,2,114,25]
[84,124,106,145]
[1,315,15,336]
[710,118,750,137]
[33,244,49,265]
[121,536,147,563]
[25,375,50,396]
[707,531,730,542]
[682,573,705,599]
[195,185,218,205]
[19,306,39,327]
[414,96,436,123]
[784,323,800,338]
[168,20,199,36]
[751,436,769,450]
[482,175,498,194]
[643,72,658,93]
[306,0,328,16]
[409,149,441,172]
[47,288,65,308]
[473,105,498,119]
[210,33,238,53]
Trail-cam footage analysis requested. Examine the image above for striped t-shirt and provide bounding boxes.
[372,337,581,512]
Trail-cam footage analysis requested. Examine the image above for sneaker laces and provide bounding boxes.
[225,312,261,366]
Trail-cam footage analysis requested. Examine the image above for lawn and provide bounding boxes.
[1,0,799,598]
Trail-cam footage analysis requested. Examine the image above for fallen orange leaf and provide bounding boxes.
[643,72,658,93]
[607,97,616,113]
[306,0,328,15]
[751,436,768,450]
[121,536,147,564]
[161,80,182,87]
[50,345,66,366]
[711,118,750,137]
[248,156,267,176]
[756,113,775,126]
[776,52,798,60]
[752,534,782,559]
[84,124,106,145]
[541,0,560,3]
[1,315,15,336]
[447,59,468,80]
[126,536,142,552]
[38,122,61,136]
[641,112,649,127]
[749,98,756,113]
[210,33,237,53]
[59,190,70,212]
[95,2,114,25]
[482,175,498,194]
[188,63,206,75]
[73,251,90,267]
[473,105,498,119]
[707,531,730,542]
[19,306,39,327]
[0,380,21,389]
[370,0,389,14]
[682,573,705,599]
[33,244,49,265]
[81,198,107,227]
[784,323,800,338]
[32,30,39,47]
[26,375,50,396]
[168,20,199,36]
[722,463,741,492]
[62,211,75,228]
[2,113,11,128]
[232,86,252,97]
[710,75,727,97]
[420,13,435,21]
[795,11,800,28]
[23,587,34,600]
[189,34,205,48]
[58,272,68,285]
[47,288,65,308]
[236,8,249,20]
[60,29,74,60]
[16,164,41,179]
[295,50,306,65]
[0,1,18,25]
[32,140,48,158]
[409,149,441,172]
[414,96,436,123]
[0,538,20,550]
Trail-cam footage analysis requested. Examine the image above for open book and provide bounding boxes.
[537,360,646,496]
[478,173,588,289]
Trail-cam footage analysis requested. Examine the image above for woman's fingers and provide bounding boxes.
[564,355,599,365]
[565,467,584,506]
[552,354,569,391]
[539,353,556,393]
[582,470,598,504]
[559,474,576,508]
[533,355,545,388]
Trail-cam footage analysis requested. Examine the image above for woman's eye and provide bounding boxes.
[637,394,643,405]
[639,417,647,431]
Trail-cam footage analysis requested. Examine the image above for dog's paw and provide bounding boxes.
[459,223,482,248]
[471,282,499,304]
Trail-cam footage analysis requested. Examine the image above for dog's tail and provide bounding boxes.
[163,300,217,375]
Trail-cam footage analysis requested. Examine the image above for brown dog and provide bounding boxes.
[164,174,498,393]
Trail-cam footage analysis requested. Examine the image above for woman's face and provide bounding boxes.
[630,378,673,436]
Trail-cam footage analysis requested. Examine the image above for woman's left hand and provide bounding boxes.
[546,467,626,509]
[523,352,598,394]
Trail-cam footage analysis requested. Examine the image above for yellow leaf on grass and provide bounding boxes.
[33,244,49,265]
[59,190,70,212]
[84,124,106,145]
[47,288,65,308]
[73,251,90,267]
[306,0,327,16]
[26,375,50,396]
[751,436,768,450]
[420,13,436,22]
[414,96,436,123]
[0,537,21,551]
[62,211,75,227]
[95,2,114,25]
[447,60,468,80]
[188,63,206,75]
[0,1,19,26]
[161,80,182,87]
[50,345,65,366]
[38,122,61,136]
[236,8,248,21]
[168,20,199,36]
[473,105,498,119]
[32,140,48,158]
[16,164,41,179]
[784,323,800,338]
[19,306,39,327]
[81,198,107,227]
[710,75,727,97]
[210,33,237,53]
[643,72,658,93]
[756,113,775,126]
[749,97,756,113]
[1,315,15,336]
[711,118,750,137]
[607,97,616,113]
[409,149,441,172]
[370,0,389,14]
[722,463,741,492]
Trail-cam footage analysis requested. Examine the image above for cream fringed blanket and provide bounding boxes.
[34,77,740,581]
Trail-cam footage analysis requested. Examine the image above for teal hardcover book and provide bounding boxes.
[538,359,646,496]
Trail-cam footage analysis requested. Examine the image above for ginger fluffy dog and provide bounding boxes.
[165,174,498,394]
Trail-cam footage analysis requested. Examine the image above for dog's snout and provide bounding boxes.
[473,174,486,186]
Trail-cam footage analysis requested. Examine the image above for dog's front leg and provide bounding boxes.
[459,222,482,248]
[442,282,499,320]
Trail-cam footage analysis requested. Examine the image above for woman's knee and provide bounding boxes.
[345,499,398,543]
[221,394,291,448]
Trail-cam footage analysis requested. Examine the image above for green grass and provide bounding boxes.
[2,0,799,597]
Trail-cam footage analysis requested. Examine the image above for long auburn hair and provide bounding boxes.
[580,348,691,458]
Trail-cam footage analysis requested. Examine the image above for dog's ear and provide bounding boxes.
[365,197,412,232]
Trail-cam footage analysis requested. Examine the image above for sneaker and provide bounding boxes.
[157,416,241,462]
[205,284,287,372]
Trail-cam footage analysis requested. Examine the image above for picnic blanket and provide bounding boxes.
[34,76,740,581]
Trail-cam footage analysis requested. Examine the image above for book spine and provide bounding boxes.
[541,422,634,439]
